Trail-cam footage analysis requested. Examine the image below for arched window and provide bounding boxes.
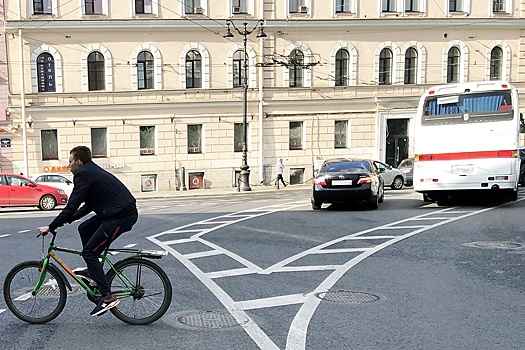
[37,53,56,92]
[404,47,418,84]
[335,49,349,86]
[87,51,105,91]
[490,46,503,81]
[137,51,154,90]
[447,47,460,83]
[186,50,202,88]
[379,48,392,85]
[233,49,245,88]
[289,49,304,88]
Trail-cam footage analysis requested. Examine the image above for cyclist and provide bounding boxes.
[40,146,138,316]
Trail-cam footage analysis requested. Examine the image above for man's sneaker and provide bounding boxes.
[74,269,97,287]
[90,295,119,316]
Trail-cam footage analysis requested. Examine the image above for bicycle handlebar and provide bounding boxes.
[36,230,56,238]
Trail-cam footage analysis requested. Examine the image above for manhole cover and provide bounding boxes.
[175,311,248,329]
[463,242,522,249]
[314,290,382,304]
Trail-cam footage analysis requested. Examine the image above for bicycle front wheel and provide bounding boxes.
[107,257,172,325]
[3,261,67,324]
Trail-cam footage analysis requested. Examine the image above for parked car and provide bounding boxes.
[0,173,68,211]
[397,158,414,186]
[373,160,406,190]
[31,173,74,197]
[311,158,384,210]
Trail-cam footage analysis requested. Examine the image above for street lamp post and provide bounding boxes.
[224,20,266,191]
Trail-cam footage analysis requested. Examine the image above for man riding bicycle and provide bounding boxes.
[40,146,138,316]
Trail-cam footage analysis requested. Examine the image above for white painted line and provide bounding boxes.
[410,217,452,221]
[206,267,255,279]
[346,236,397,240]
[276,265,341,272]
[0,309,6,314]
[0,234,11,238]
[123,244,137,248]
[379,226,426,229]
[17,230,31,233]
[184,250,223,260]
[236,294,308,310]
[161,238,197,245]
[314,248,370,254]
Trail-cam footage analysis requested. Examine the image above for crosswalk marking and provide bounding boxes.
[0,234,11,238]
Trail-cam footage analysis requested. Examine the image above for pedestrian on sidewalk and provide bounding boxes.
[275,158,287,189]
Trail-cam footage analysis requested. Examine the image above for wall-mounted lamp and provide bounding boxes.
[27,115,33,128]
[122,118,126,125]
[218,116,222,122]
[72,119,77,126]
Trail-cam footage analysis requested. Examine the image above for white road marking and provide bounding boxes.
[0,309,6,314]
[0,234,11,238]
[17,230,31,233]
[147,198,525,350]
[123,244,137,248]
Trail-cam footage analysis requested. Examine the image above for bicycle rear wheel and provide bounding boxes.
[3,261,67,324]
[107,257,172,325]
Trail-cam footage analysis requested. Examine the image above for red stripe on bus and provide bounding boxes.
[417,150,515,161]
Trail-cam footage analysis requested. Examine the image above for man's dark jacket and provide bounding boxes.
[49,161,136,231]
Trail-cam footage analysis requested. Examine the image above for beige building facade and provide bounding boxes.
[1,0,525,192]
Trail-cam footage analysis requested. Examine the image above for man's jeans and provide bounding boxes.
[78,212,138,297]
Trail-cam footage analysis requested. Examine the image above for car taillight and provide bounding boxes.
[313,177,327,186]
[357,176,372,184]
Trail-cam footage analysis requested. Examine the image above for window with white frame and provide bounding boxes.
[184,0,203,14]
[490,46,503,80]
[232,0,247,13]
[382,0,397,12]
[334,120,348,149]
[448,0,471,13]
[137,51,154,90]
[404,47,417,84]
[135,0,153,14]
[289,49,304,88]
[447,47,460,83]
[87,51,105,91]
[289,122,303,150]
[84,0,104,15]
[405,0,419,11]
[186,50,202,88]
[41,130,59,160]
[379,48,393,85]
[91,128,107,158]
[187,124,203,154]
[289,0,310,14]
[492,0,512,14]
[33,0,52,14]
[335,49,349,86]
[140,126,155,155]
[233,50,245,88]
[335,0,351,12]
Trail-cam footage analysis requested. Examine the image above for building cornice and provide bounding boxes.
[5,18,525,32]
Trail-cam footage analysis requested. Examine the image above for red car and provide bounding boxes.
[0,173,68,211]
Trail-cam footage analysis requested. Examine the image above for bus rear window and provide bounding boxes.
[424,91,512,116]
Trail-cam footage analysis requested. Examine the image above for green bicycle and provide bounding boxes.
[3,231,172,325]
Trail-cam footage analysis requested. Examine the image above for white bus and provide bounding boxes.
[413,81,521,203]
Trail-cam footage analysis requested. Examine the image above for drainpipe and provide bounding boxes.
[19,28,28,176]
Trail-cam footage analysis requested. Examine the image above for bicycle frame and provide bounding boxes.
[33,233,136,299]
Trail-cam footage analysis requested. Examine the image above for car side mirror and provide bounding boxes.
[378,168,386,173]
[66,180,72,185]
[28,183,37,187]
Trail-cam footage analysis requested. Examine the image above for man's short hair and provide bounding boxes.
[70,146,92,164]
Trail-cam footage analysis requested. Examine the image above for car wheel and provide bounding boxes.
[39,195,57,211]
[312,201,322,210]
[391,176,404,190]
[368,195,379,210]
[378,184,385,203]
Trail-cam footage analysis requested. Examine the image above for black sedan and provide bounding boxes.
[311,159,385,210]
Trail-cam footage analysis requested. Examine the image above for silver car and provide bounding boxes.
[373,160,406,190]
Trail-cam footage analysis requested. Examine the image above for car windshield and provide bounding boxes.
[321,161,369,173]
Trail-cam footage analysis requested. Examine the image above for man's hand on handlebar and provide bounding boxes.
[38,226,52,237]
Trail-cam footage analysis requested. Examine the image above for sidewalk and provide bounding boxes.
[133,183,312,200]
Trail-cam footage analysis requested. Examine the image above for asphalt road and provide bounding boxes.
[0,188,524,350]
